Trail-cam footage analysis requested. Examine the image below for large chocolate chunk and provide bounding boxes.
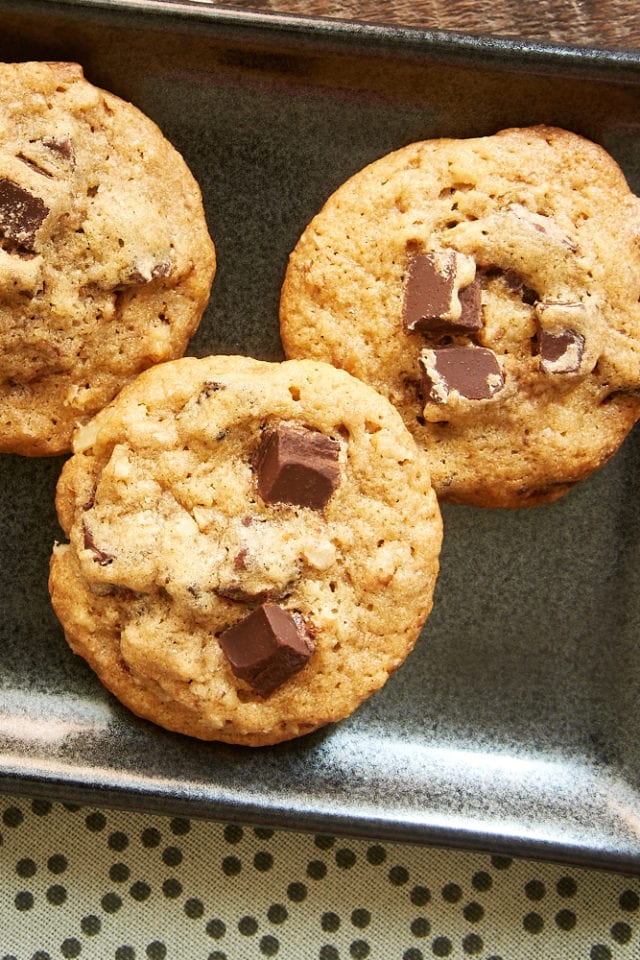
[403,251,480,335]
[420,345,504,402]
[0,178,49,252]
[218,602,315,697]
[255,424,340,511]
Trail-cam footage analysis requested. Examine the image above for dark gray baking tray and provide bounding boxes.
[2,0,640,873]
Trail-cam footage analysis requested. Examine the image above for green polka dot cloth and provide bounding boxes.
[1,792,638,959]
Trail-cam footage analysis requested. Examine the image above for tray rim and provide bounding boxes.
[3,757,640,877]
[2,0,640,876]
[8,0,640,83]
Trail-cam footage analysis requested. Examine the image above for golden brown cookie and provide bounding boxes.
[0,61,215,455]
[280,126,640,507]
[49,356,442,745]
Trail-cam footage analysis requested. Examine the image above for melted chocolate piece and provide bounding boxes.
[255,424,340,511]
[82,522,114,566]
[41,136,75,163]
[17,137,76,179]
[420,345,504,402]
[539,328,585,374]
[403,252,481,335]
[234,548,249,571]
[16,154,53,179]
[218,602,315,697]
[535,301,589,374]
[126,258,172,285]
[214,583,287,604]
[0,179,49,252]
[492,268,539,305]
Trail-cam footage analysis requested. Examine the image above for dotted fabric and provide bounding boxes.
[1,792,639,959]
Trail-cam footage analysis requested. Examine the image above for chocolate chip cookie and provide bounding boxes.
[0,61,215,455]
[49,355,442,745]
[280,126,640,507]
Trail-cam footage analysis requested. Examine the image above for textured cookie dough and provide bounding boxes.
[280,126,640,507]
[49,355,442,745]
[0,61,215,455]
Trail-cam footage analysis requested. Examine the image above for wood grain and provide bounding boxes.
[201,0,640,49]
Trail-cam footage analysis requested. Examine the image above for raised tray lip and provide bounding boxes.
[3,0,640,877]
[3,733,640,876]
[8,0,640,82]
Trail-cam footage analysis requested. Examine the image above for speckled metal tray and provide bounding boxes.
[2,0,640,873]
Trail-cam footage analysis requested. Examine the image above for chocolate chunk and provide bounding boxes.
[420,345,505,402]
[403,251,479,335]
[255,424,340,511]
[234,548,249,572]
[218,602,315,697]
[122,257,172,286]
[0,179,49,252]
[539,328,585,374]
[151,260,171,279]
[403,252,455,332]
[535,301,590,374]
[456,278,483,332]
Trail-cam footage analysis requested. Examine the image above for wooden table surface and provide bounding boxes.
[201,0,640,51]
